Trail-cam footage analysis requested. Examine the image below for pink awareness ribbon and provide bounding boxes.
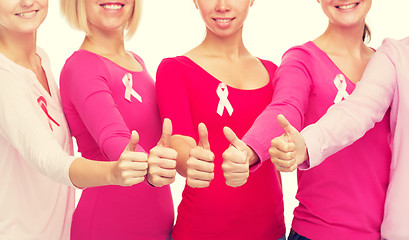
[37,96,60,131]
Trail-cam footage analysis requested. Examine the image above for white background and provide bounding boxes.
[39,0,409,236]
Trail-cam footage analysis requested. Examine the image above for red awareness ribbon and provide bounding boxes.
[37,96,60,131]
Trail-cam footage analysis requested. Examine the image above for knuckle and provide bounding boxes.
[187,179,195,187]
[190,147,198,156]
[149,168,158,176]
[221,162,228,171]
[208,162,215,172]
[120,171,128,179]
[269,147,278,157]
[186,158,195,168]
[136,177,145,184]
[170,160,177,168]
[171,149,178,159]
[186,168,194,177]
[149,147,158,155]
[141,162,148,170]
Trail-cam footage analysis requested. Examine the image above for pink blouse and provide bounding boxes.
[60,50,173,240]
[243,42,391,239]
[302,37,409,240]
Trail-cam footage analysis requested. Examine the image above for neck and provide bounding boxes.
[315,21,368,57]
[0,29,38,69]
[80,26,126,57]
[199,27,249,60]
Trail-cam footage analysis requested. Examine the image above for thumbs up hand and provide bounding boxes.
[269,114,307,172]
[147,118,178,187]
[112,130,149,186]
[221,127,252,187]
[186,123,215,188]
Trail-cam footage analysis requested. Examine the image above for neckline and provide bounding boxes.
[0,49,55,99]
[178,55,273,92]
[307,41,356,86]
[77,49,145,74]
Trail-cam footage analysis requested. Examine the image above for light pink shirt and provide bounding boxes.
[0,48,75,239]
[302,37,409,240]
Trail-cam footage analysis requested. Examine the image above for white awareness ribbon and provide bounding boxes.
[333,74,349,104]
[122,73,142,103]
[216,83,234,116]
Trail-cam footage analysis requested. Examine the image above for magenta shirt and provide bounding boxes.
[60,50,173,240]
[243,42,391,239]
[302,37,409,240]
[156,56,285,240]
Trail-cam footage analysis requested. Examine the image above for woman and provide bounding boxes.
[270,36,409,240]
[155,0,285,239]
[59,0,177,239]
[0,0,159,239]
[226,0,391,239]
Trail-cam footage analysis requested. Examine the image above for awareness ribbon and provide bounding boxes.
[37,96,60,131]
[333,74,349,104]
[216,83,234,116]
[122,73,142,103]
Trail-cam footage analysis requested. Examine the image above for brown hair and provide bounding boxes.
[363,23,371,43]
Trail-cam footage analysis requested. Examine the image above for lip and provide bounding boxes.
[99,2,125,11]
[15,10,39,19]
[335,2,360,10]
[213,17,235,22]
[212,17,236,27]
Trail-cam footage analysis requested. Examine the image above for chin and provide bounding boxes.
[15,24,41,34]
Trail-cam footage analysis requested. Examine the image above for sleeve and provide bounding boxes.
[243,49,313,169]
[301,50,396,169]
[0,70,76,187]
[155,58,196,139]
[60,53,145,162]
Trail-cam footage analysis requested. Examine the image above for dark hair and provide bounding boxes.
[363,23,371,43]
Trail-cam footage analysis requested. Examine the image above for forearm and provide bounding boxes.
[170,135,196,178]
[301,51,395,169]
[68,158,115,188]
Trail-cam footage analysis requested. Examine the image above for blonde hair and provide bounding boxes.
[60,0,142,38]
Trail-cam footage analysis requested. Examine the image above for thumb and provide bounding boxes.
[126,130,140,151]
[158,118,172,147]
[277,114,299,142]
[223,126,246,151]
[198,123,210,150]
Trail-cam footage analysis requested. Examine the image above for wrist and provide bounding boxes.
[107,161,118,186]
[146,174,156,187]
[247,146,260,166]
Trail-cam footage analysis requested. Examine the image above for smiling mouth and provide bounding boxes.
[15,10,38,17]
[336,2,359,10]
[100,3,124,10]
[213,18,235,23]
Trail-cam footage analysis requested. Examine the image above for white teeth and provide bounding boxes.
[337,3,358,10]
[216,19,232,23]
[17,10,36,17]
[102,4,123,10]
